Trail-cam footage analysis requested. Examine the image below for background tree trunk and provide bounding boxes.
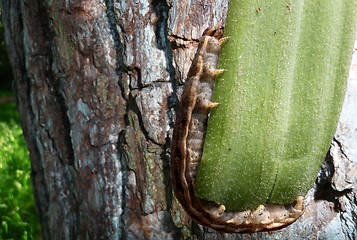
[1,0,356,239]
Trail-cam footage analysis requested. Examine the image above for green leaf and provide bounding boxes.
[195,0,357,211]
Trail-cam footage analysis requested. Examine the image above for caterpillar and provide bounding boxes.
[170,25,304,233]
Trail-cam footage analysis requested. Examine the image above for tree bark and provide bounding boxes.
[1,0,356,239]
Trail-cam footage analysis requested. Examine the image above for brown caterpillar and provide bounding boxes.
[170,26,304,233]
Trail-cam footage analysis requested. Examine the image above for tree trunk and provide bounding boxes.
[1,0,356,239]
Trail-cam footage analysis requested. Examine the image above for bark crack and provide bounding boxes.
[314,149,353,208]
[104,0,129,103]
[127,92,163,146]
[152,0,183,237]
[117,130,128,239]
[151,0,179,118]
[104,1,130,237]
[333,137,350,162]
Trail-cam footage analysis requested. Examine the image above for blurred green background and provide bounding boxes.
[0,11,42,240]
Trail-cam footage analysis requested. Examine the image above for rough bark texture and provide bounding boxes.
[1,0,356,239]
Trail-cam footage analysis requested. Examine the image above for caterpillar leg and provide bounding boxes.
[196,94,220,110]
[213,69,226,75]
[219,37,230,45]
[206,67,226,78]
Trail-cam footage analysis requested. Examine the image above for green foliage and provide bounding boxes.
[0,101,41,240]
